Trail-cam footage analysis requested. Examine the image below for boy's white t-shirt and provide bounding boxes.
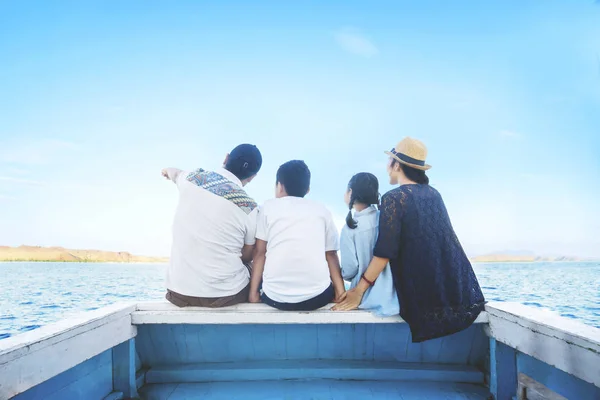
[256,196,339,303]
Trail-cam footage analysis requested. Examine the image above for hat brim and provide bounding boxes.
[384,151,432,171]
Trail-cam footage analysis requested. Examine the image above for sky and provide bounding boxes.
[0,1,599,258]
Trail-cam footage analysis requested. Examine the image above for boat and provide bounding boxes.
[0,302,598,399]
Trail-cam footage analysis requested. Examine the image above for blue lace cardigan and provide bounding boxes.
[373,184,485,342]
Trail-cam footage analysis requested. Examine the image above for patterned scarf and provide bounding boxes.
[186,169,257,215]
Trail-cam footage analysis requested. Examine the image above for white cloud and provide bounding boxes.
[0,176,45,186]
[6,167,28,175]
[334,28,379,58]
[519,173,551,181]
[0,139,79,165]
[499,130,521,138]
[0,176,95,191]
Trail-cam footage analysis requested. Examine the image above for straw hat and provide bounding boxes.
[384,137,431,171]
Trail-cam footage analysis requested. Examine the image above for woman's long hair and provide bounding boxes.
[346,172,380,229]
[394,160,429,184]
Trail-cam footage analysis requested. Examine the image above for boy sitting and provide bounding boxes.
[249,160,346,310]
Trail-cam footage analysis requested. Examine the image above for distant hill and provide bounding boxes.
[0,245,168,263]
[0,245,594,264]
[470,253,588,263]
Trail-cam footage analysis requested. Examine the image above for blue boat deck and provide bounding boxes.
[140,381,490,400]
[3,302,600,400]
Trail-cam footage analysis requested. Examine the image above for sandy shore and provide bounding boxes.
[0,245,168,263]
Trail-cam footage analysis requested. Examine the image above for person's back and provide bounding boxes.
[249,160,346,310]
[378,183,484,340]
[260,196,335,303]
[162,144,263,308]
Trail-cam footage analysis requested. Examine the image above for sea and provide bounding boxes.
[0,261,599,340]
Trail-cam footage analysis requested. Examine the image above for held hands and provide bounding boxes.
[333,287,347,303]
[332,287,365,311]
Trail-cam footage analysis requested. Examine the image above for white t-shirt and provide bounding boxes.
[165,168,258,297]
[256,196,339,303]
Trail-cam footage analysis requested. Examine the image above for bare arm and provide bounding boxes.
[325,251,346,302]
[241,244,255,264]
[248,239,267,303]
[339,229,359,280]
[332,256,389,311]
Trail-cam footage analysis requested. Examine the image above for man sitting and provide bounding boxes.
[162,144,262,307]
[249,160,346,310]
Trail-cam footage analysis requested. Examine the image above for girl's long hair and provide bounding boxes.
[346,172,380,229]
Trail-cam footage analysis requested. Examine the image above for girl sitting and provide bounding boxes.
[340,173,400,317]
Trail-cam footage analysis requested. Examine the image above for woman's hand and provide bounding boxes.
[248,291,261,303]
[332,256,389,311]
[332,287,364,311]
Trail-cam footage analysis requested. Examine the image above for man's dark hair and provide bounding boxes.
[276,160,311,197]
[392,160,429,184]
[225,144,262,181]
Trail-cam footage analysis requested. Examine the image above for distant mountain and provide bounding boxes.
[486,249,536,257]
[1,245,594,264]
[0,245,168,263]
[470,252,590,263]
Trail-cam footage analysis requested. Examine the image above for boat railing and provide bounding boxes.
[0,303,137,399]
[130,302,490,325]
[485,302,600,399]
[1,301,599,400]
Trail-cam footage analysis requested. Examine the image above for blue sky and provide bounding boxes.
[0,1,599,258]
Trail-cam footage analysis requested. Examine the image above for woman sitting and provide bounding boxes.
[334,137,485,343]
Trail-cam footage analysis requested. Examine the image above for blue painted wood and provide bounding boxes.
[139,384,178,400]
[144,360,484,384]
[135,349,141,372]
[136,370,146,390]
[517,352,600,399]
[136,324,486,366]
[140,381,490,400]
[112,338,138,399]
[489,338,517,400]
[103,392,124,400]
[439,323,478,364]
[14,350,113,400]
[468,325,490,372]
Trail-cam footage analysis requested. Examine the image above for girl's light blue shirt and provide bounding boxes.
[340,205,400,317]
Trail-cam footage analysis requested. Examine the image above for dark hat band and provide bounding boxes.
[390,148,425,167]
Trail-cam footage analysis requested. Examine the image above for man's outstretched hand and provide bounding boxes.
[161,167,182,182]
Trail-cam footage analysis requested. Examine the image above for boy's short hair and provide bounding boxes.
[276,160,311,197]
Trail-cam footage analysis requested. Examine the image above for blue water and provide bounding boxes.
[0,261,599,340]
